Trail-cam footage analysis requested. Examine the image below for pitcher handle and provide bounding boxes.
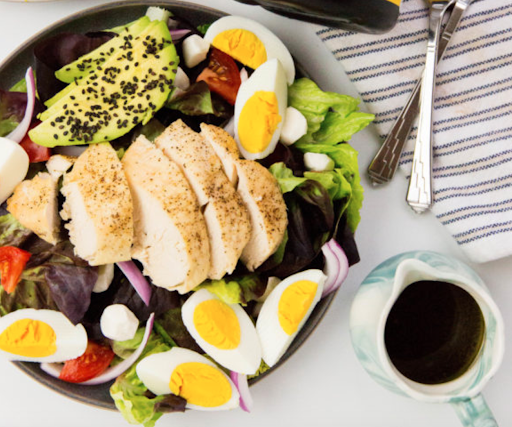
[451,394,499,427]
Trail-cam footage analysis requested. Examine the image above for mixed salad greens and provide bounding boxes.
[0,6,373,426]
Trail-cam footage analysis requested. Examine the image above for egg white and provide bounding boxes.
[204,15,295,85]
[256,269,326,367]
[234,58,288,161]
[136,347,240,411]
[0,137,29,204]
[0,309,88,363]
[182,289,262,375]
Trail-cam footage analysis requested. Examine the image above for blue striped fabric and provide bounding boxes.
[317,0,512,263]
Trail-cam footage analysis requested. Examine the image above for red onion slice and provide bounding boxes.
[116,261,152,306]
[321,239,349,297]
[230,371,253,412]
[240,68,249,83]
[41,313,155,385]
[170,28,191,41]
[7,67,36,143]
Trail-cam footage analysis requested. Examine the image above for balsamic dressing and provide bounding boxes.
[384,280,485,385]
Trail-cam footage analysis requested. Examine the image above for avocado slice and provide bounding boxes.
[30,28,178,147]
[42,20,165,120]
[55,15,152,84]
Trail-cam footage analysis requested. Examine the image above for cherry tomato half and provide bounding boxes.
[59,341,115,383]
[0,246,31,294]
[196,48,241,106]
[19,122,51,163]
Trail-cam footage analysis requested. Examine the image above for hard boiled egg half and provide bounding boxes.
[0,309,88,363]
[136,347,240,411]
[182,289,261,375]
[204,16,295,85]
[256,269,326,367]
[234,58,287,160]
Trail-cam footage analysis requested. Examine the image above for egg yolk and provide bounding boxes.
[193,300,241,350]
[278,280,318,335]
[238,91,281,154]
[170,362,232,407]
[212,29,267,70]
[0,319,57,357]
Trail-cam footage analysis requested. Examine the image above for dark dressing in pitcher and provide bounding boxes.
[384,280,485,385]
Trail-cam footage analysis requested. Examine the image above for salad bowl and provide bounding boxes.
[0,0,347,411]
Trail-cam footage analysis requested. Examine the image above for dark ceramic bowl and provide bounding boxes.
[0,0,338,411]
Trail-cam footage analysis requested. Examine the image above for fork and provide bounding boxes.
[367,0,469,186]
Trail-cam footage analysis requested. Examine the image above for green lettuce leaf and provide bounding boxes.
[314,111,375,144]
[288,78,361,143]
[0,92,24,137]
[248,360,271,380]
[197,23,211,35]
[0,214,98,323]
[10,76,28,93]
[287,78,369,233]
[154,307,200,352]
[0,279,57,317]
[112,327,146,359]
[304,168,352,201]
[197,275,266,306]
[138,118,166,142]
[0,214,33,248]
[166,81,230,118]
[294,143,363,232]
[268,162,307,194]
[110,334,185,427]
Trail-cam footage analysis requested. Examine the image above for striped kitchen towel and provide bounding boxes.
[317,0,512,263]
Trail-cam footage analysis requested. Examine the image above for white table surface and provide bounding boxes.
[0,1,510,426]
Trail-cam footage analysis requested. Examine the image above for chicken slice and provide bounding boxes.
[7,172,60,244]
[122,135,210,293]
[200,123,240,185]
[199,123,288,271]
[236,159,288,271]
[155,120,251,279]
[60,143,133,266]
[46,154,76,180]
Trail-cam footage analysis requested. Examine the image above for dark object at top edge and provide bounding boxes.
[235,0,400,34]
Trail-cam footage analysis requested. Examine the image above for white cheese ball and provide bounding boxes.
[182,35,210,68]
[280,107,307,146]
[93,264,115,293]
[100,304,139,341]
[304,152,335,172]
[174,67,190,90]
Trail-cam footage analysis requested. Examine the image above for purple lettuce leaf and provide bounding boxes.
[257,180,334,277]
[33,31,115,103]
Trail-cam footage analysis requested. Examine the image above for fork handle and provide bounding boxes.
[367,0,468,185]
[405,5,447,213]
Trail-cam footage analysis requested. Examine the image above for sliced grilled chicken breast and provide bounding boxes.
[155,120,251,279]
[200,123,240,185]
[46,154,76,180]
[122,135,210,293]
[60,143,133,266]
[236,159,288,271]
[199,124,288,271]
[7,172,60,244]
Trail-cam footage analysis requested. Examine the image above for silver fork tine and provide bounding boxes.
[367,0,470,186]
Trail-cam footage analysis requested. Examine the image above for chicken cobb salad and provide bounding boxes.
[0,6,373,426]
